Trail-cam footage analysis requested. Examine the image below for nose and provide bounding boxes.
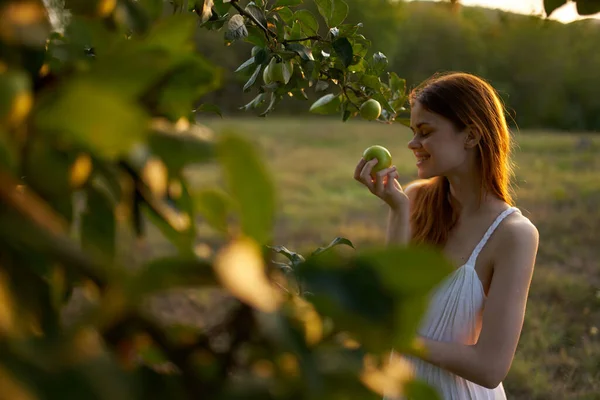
[408,135,421,150]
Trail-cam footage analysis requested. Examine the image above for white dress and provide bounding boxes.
[385,207,520,400]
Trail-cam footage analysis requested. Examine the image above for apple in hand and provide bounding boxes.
[362,145,392,177]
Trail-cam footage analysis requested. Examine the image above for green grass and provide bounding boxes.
[185,117,600,399]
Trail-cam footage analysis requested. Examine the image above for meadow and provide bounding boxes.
[182,117,600,400]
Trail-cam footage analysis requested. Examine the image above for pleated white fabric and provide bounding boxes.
[385,207,520,400]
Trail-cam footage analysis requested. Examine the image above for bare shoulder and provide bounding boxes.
[499,211,539,245]
[493,210,539,271]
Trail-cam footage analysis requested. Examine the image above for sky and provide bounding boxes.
[422,0,600,23]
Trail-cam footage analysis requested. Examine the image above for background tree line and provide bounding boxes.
[200,0,600,131]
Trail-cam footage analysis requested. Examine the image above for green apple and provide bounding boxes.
[263,64,273,85]
[360,99,382,121]
[263,58,292,85]
[362,145,392,176]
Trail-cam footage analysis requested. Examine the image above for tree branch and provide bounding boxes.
[283,36,328,44]
[342,85,361,111]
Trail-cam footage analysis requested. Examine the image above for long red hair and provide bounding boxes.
[408,72,515,247]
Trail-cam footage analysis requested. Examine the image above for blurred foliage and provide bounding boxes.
[0,0,458,398]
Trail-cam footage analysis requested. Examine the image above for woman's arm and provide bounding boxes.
[407,216,539,388]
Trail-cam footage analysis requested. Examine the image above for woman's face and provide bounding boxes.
[408,101,471,179]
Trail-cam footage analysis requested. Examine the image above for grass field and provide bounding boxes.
[184,117,600,399]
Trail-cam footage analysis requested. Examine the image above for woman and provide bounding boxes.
[354,72,539,399]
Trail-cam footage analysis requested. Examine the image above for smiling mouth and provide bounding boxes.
[416,155,430,165]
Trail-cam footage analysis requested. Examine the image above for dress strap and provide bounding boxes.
[465,207,520,266]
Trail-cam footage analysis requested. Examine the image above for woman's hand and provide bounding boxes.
[353,158,409,211]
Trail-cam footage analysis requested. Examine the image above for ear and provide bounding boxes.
[463,126,481,149]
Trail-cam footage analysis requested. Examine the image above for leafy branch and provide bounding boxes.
[282,35,328,44]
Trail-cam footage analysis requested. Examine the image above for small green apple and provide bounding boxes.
[362,145,392,176]
[263,64,273,85]
[360,99,382,121]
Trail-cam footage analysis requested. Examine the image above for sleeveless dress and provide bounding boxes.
[385,207,520,400]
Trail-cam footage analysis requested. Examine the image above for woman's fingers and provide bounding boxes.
[353,158,367,181]
[359,159,379,189]
[374,166,396,195]
[385,170,401,193]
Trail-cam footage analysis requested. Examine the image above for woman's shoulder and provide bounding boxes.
[503,208,538,239]
[494,207,539,259]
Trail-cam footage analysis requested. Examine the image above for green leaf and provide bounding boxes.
[309,93,341,115]
[148,120,215,174]
[194,188,231,233]
[81,185,116,260]
[359,74,382,91]
[253,48,269,65]
[298,244,453,352]
[235,57,256,73]
[245,25,268,47]
[357,245,453,296]
[195,103,223,117]
[34,80,147,159]
[310,237,354,257]
[294,9,319,36]
[278,7,295,24]
[389,72,406,97]
[576,0,600,15]
[259,92,282,116]
[213,0,232,15]
[85,46,174,100]
[369,51,388,75]
[245,3,268,31]
[239,93,266,111]
[404,379,442,400]
[217,132,276,245]
[139,0,164,20]
[268,245,306,267]
[337,22,363,37]
[544,0,567,16]
[286,21,305,41]
[156,55,221,120]
[315,80,329,92]
[332,37,353,68]
[144,13,198,53]
[297,253,396,351]
[286,43,314,61]
[244,64,262,92]
[282,60,294,84]
[350,34,371,58]
[315,0,349,28]
[275,0,303,6]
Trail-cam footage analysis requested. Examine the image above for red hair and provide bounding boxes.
[408,72,515,247]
